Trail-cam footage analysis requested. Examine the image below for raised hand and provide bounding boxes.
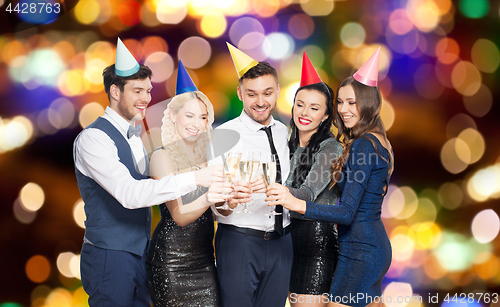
[249,174,267,193]
[265,183,306,214]
[194,165,224,187]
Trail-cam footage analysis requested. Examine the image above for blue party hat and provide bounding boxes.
[115,38,140,77]
[175,60,198,95]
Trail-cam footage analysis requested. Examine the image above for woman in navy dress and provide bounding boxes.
[267,49,393,307]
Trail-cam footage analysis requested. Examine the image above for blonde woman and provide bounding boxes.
[146,63,230,307]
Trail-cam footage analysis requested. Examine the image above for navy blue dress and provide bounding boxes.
[303,134,392,307]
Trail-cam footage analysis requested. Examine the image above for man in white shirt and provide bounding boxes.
[214,51,292,307]
[74,39,224,306]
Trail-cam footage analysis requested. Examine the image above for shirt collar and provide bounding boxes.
[104,106,134,138]
[239,109,276,132]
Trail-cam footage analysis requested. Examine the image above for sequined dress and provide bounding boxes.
[285,137,342,295]
[146,186,221,307]
[304,134,392,307]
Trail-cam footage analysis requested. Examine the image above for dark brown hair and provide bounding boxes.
[330,76,394,187]
[289,82,334,188]
[102,64,152,100]
[239,62,278,84]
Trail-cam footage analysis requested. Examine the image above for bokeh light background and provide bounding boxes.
[1,0,500,306]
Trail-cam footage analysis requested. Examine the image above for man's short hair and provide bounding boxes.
[103,64,152,99]
[239,62,278,85]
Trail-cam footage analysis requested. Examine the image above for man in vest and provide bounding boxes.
[73,38,224,306]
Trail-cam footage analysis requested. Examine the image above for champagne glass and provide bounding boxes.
[236,150,260,213]
[219,151,242,211]
[263,154,282,216]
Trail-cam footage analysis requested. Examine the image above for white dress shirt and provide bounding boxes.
[74,107,197,209]
[213,110,290,231]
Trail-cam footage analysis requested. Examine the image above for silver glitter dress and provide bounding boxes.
[146,186,221,307]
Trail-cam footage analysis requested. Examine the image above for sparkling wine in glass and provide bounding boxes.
[237,150,260,213]
[263,154,281,216]
[219,151,241,211]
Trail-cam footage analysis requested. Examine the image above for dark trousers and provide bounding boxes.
[80,243,151,307]
[215,225,293,307]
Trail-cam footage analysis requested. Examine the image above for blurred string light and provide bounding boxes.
[178,37,211,69]
[459,0,489,19]
[463,84,493,117]
[145,52,174,83]
[445,113,476,139]
[199,13,227,38]
[264,33,295,60]
[451,61,481,96]
[25,255,51,283]
[340,22,366,49]
[380,99,395,130]
[467,164,500,202]
[437,182,463,210]
[471,209,500,244]
[13,198,37,224]
[300,0,334,16]
[0,116,33,153]
[471,38,500,73]
[383,282,419,307]
[19,182,45,212]
[288,14,314,40]
[56,252,81,279]
[73,199,86,229]
[79,102,104,128]
[228,17,264,46]
[434,232,474,272]
[156,0,188,24]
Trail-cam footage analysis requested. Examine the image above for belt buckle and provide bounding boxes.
[264,230,274,240]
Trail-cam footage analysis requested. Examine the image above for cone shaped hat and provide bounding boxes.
[115,38,140,77]
[300,51,323,87]
[353,47,380,87]
[227,42,259,78]
[175,60,198,95]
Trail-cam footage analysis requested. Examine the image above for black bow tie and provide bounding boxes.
[127,124,142,139]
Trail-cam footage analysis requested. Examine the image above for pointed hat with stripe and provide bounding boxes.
[300,51,323,87]
[353,47,381,87]
[115,37,140,77]
[227,42,259,79]
[175,60,198,95]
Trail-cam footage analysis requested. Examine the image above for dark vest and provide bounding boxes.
[74,117,151,256]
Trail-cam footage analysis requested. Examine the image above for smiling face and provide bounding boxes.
[337,84,360,128]
[170,98,208,143]
[111,78,152,122]
[237,74,280,126]
[293,89,329,139]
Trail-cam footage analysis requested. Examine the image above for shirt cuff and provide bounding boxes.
[210,204,228,218]
[164,171,197,198]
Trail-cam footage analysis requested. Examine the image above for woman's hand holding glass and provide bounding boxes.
[265,183,307,214]
[205,181,234,205]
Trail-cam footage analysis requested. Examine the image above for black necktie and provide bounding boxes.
[127,124,142,139]
[260,126,283,235]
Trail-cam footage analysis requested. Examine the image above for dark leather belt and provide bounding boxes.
[219,223,290,240]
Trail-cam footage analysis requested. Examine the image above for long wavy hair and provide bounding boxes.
[288,82,335,188]
[160,91,215,174]
[330,76,394,187]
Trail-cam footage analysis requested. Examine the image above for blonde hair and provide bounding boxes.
[160,91,215,174]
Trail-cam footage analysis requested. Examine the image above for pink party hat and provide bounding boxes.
[353,47,381,87]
